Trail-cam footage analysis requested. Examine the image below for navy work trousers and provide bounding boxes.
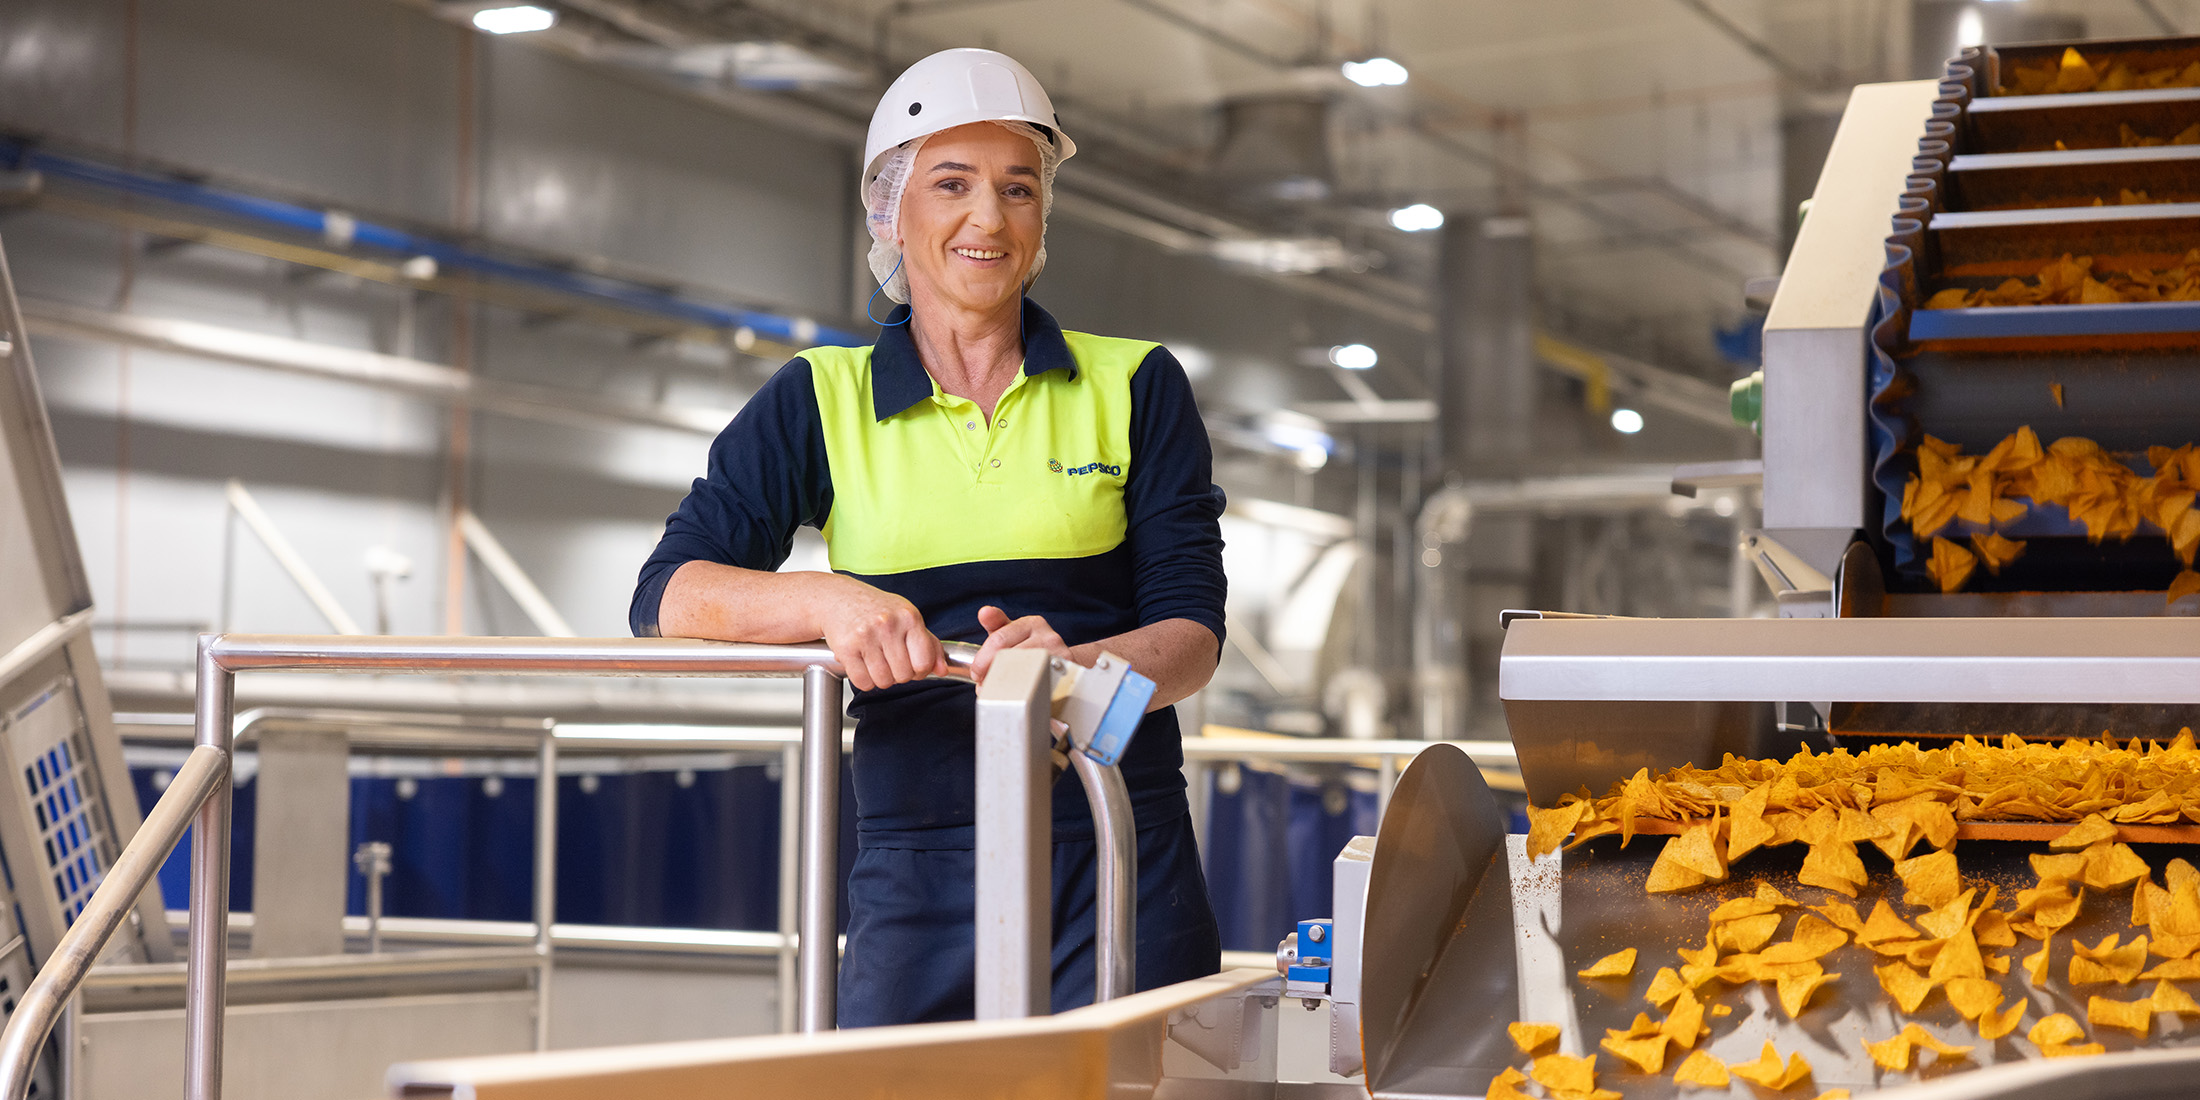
[837,813,1221,1026]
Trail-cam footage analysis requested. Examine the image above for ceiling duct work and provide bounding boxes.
[1209,93,1336,204]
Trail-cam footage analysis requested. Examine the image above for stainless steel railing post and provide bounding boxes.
[531,733,558,1051]
[796,665,843,1033]
[972,649,1053,1020]
[186,642,234,1100]
[775,741,800,1033]
[1069,753,1136,1002]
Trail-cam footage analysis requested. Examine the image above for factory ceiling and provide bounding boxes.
[433,0,2200,383]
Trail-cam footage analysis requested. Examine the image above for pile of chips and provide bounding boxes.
[1891,428,2200,597]
[1999,47,2200,96]
[1923,252,2200,310]
[1498,734,2200,1095]
[2114,123,2200,148]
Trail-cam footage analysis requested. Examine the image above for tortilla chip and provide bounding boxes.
[1719,912,1784,954]
[1526,801,1588,860]
[1975,908,2017,948]
[1671,1049,1729,1087]
[2029,1012,2085,1047]
[1863,1032,1915,1072]
[1509,1022,1562,1055]
[1645,966,1687,1008]
[1799,841,1866,897]
[1729,1042,1812,1090]
[2031,851,2087,884]
[1859,899,1921,944]
[1710,1003,1732,1017]
[1646,841,1712,894]
[2071,933,2149,984]
[1662,988,1705,1051]
[2152,978,2200,1015]
[2052,814,2119,850]
[2024,940,2052,984]
[1917,888,1981,941]
[1531,1052,1598,1094]
[1728,784,1774,862]
[1980,998,2026,1040]
[1931,928,1988,982]
[1776,965,1839,1019]
[1579,949,1637,980]
[2140,957,2200,980]
[1907,1023,1973,1059]
[1896,849,1964,910]
[1875,959,1939,1013]
[1667,821,1728,880]
[1486,1067,1534,1100]
[1945,976,2005,1020]
[2082,842,2152,891]
[1761,915,1849,964]
[1600,1032,1670,1074]
[1811,900,1867,937]
[2088,994,2152,1037]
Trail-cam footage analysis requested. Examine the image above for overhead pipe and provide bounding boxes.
[0,137,861,348]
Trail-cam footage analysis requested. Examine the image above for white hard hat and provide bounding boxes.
[863,48,1076,189]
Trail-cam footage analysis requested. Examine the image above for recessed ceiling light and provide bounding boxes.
[1329,344,1378,370]
[474,5,556,34]
[1388,203,1444,232]
[1341,57,1408,87]
[1610,408,1645,434]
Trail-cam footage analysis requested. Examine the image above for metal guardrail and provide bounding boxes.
[0,634,1139,1100]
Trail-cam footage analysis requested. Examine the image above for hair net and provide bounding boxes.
[865,120,1061,304]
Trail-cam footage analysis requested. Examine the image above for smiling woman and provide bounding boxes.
[633,46,1228,1031]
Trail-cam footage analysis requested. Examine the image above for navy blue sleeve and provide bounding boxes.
[629,358,833,636]
[1122,346,1226,647]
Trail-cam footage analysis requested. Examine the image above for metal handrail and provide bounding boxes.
[0,634,1150,1100]
[0,744,225,1099]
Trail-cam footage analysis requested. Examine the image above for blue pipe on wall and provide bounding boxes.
[1,137,865,348]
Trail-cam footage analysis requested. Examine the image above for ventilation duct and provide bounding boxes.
[1209,94,1336,204]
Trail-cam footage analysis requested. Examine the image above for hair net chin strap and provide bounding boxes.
[864,121,1061,305]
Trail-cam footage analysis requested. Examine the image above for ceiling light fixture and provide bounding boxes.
[1955,7,1984,48]
[1341,57,1408,87]
[1329,344,1378,370]
[1610,408,1645,434]
[1388,203,1444,232]
[473,5,557,34]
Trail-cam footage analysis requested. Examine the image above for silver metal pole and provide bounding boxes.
[797,665,842,1033]
[1183,758,1210,860]
[1069,752,1136,1002]
[1377,753,1398,822]
[187,642,235,1100]
[59,995,77,1100]
[776,742,800,1034]
[973,649,1052,1020]
[532,733,558,1052]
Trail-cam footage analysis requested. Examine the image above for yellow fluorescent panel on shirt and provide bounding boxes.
[807,331,1154,575]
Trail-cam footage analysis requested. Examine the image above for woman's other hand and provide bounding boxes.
[972,604,1072,682]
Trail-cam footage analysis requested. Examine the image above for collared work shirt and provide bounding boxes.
[632,299,1226,848]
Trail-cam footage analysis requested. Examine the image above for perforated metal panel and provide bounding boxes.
[0,228,174,989]
[11,680,115,925]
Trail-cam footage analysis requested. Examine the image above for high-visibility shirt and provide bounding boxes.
[632,299,1226,849]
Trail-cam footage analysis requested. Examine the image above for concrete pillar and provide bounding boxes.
[1435,212,1535,475]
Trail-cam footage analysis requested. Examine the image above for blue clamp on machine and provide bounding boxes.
[1282,918,1334,1000]
[1055,652,1155,767]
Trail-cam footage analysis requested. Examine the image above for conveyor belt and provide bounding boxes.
[1361,736,2200,1100]
[1859,35,2200,600]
